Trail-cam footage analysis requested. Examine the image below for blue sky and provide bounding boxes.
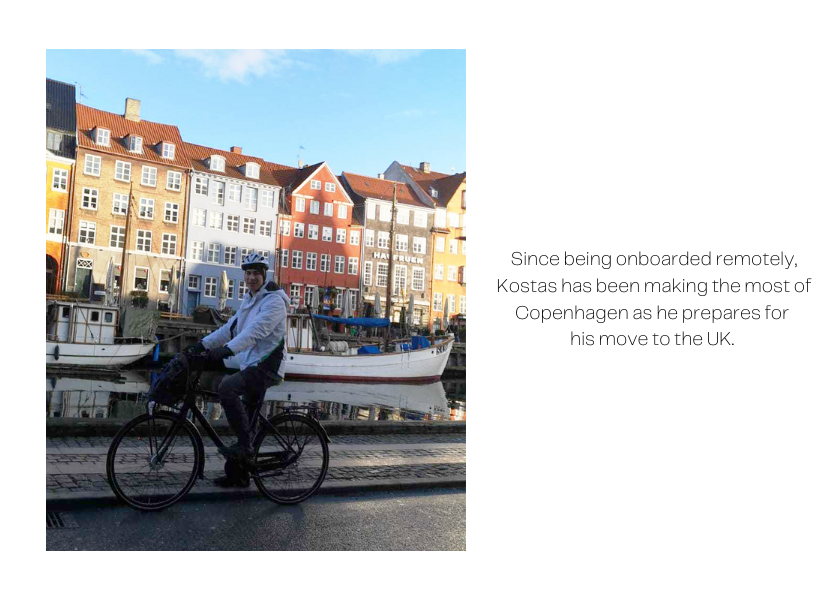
[46,50,465,177]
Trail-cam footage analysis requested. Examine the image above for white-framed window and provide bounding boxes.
[129,135,143,153]
[95,128,110,146]
[244,187,257,210]
[139,197,154,219]
[365,230,374,247]
[413,237,426,254]
[380,204,391,222]
[435,208,446,228]
[112,193,129,215]
[161,233,177,255]
[84,154,101,176]
[397,208,409,224]
[224,246,237,265]
[461,190,467,209]
[290,284,301,307]
[209,211,223,229]
[434,264,444,280]
[306,252,317,271]
[294,222,304,238]
[366,203,376,219]
[395,234,408,252]
[322,226,333,242]
[281,220,291,236]
[295,197,305,212]
[115,161,131,182]
[336,228,346,244]
[461,213,466,228]
[349,230,360,245]
[348,290,357,311]
[47,131,63,151]
[48,209,64,235]
[241,248,253,260]
[449,239,458,254]
[160,269,171,294]
[81,187,98,210]
[462,241,467,255]
[325,182,336,193]
[243,217,256,235]
[414,211,427,227]
[447,294,456,314]
[210,155,225,171]
[162,143,175,159]
[334,289,344,309]
[304,285,315,307]
[190,240,204,261]
[394,265,407,293]
[323,202,333,217]
[320,254,331,272]
[448,265,458,281]
[348,257,358,276]
[412,267,425,291]
[134,267,149,291]
[310,180,321,190]
[136,230,152,253]
[308,224,319,240]
[363,262,373,286]
[310,200,320,215]
[227,183,241,203]
[334,256,345,274]
[141,165,157,187]
[260,189,274,208]
[291,250,303,269]
[193,208,206,227]
[194,177,208,195]
[460,296,467,314]
[430,187,438,199]
[188,275,200,289]
[436,236,445,252]
[208,243,221,263]
[164,203,179,223]
[377,231,390,249]
[226,214,239,232]
[211,181,225,205]
[238,280,246,300]
[204,276,217,297]
[259,220,272,237]
[281,249,289,268]
[245,163,259,178]
[448,212,459,228]
[51,168,68,191]
[109,226,125,249]
[433,293,443,311]
[338,204,348,219]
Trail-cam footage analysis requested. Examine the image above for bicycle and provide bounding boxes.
[106,354,330,511]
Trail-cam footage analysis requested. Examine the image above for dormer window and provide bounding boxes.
[128,135,143,153]
[161,142,175,159]
[245,162,259,178]
[430,187,438,198]
[210,155,225,172]
[95,128,110,146]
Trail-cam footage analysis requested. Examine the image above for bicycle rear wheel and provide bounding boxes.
[253,414,329,505]
[106,413,201,511]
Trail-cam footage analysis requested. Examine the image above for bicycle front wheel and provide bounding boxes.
[106,413,201,511]
[253,414,329,505]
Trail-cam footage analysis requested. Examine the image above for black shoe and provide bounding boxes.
[219,444,256,470]
[213,474,250,488]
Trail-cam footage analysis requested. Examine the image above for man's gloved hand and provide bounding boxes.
[185,342,205,355]
[208,345,234,362]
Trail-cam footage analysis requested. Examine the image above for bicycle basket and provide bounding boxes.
[148,353,190,407]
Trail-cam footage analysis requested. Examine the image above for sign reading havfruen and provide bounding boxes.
[372,252,423,264]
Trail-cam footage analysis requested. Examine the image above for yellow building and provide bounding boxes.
[46,79,76,293]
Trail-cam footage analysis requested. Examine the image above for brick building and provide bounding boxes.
[46,79,76,293]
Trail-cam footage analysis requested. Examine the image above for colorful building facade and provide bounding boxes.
[46,79,76,294]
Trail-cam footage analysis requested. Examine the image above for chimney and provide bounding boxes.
[378,173,385,179]
[298,159,303,168]
[420,161,430,174]
[230,146,242,154]
[124,98,141,122]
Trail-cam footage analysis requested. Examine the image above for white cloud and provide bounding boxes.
[174,50,296,83]
[125,49,164,64]
[340,50,424,65]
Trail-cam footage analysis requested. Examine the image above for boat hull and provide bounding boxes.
[46,342,156,367]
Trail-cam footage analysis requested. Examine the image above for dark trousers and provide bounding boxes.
[217,366,278,453]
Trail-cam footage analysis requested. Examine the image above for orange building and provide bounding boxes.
[46,79,76,293]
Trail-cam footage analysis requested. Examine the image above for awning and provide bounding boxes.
[311,315,390,327]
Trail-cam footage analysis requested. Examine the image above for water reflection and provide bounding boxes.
[46,370,466,422]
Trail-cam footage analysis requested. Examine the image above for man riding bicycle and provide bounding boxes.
[188,252,291,488]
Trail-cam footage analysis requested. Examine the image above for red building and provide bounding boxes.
[276,162,363,315]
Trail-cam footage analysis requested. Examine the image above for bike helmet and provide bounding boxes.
[242,252,269,274]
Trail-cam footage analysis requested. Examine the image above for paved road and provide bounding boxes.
[46,488,466,551]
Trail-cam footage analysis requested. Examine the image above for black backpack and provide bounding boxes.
[148,354,191,407]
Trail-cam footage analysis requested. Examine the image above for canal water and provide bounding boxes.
[46,369,466,422]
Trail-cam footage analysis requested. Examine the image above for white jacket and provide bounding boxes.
[202,281,290,371]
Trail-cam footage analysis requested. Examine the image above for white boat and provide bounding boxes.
[46,299,156,368]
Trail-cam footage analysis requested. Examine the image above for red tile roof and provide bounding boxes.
[400,164,466,207]
[76,104,191,168]
[341,172,429,208]
[183,142,297,187]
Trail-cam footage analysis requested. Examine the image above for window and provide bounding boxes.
[335,256,345,274]
[374,262,388,286]
[462,241,467,255]
[259,220,272,237]
[109,226,125,249]
[129,136,143,153]
[336,228,346,244]
[413,237,426,254]
[141,166,157,187]
[209,211,222,229]
[159,270,171,294]
[290,284,301,307]
[306,252,317,271]
[436,236,445,252]
[245,163,259,178]
[211,181,225,205]
[47,131,62,151]
[96,128,110,146]
[338,204,348,219]
[304,286,315,307]
[208,243,221,263]
[320,254,331,272]
[377,231,390,249]
[448,265,458,281]
[164,203,179,223]
[281,220,291,236]
[226,214,239,232]
[435,208,446,228]
[115,161,131,182]
[137,230,152,252]
[241,248,253,260]
[363,262,372,286]
[112,193,129,215]
[294,222,304,238]
[310,180,321,190]
[291,250,303,269]
[310,200,320,215]
[48,209,64,235]
[461,190,467,209]
[349,230,360,245]
[449,212,459,228]
[323,202,333,216]
[348,290,357,311]
[243,217,255,235]
[204,277,217,297]
[210,156,225,171]
[162,143,175,159]
[238,280,246,300]
[430,187,439,199]
[84,155,101,176]
[139,198,154,219]
[394,265,407,293]
[460,296,467,313]
[447,294,456,314]
[395,234,408,252]
[188,275,200,289]
[162,233,177,255]
[190,241,204,260]
[412,267,425,291]
[227,279,235,300]
[193,208,206,227]
[194,177,208,195]
[295,197,305,212]
[260,189,274,208]
[81,187,98,210]
[449,239,458,254]
[433,293,443,311]
[434,264,444,280]
[322,226,332,242]
[397,208,409,224]
[365,230,374,247]
[366,203,376,219]
[244,187,257,210]
[325,182,336,193]
[380,204,391,222]
[134,267,148,291]
[52,168,68,191]
[414,211,427,227]
[281,249,289,268]
[227,183,241,203]
[308,224,319,240]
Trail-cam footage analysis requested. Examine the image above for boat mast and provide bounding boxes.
[384,182,397,346]
[117,181,133,306]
